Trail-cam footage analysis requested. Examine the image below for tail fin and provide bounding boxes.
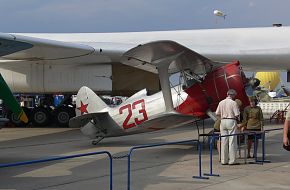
[0,74,28,123]
[76,86,107,116]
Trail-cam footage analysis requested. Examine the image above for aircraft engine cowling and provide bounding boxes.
[176,61,250,118]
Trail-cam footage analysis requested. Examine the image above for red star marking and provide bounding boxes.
[77,101,88,115]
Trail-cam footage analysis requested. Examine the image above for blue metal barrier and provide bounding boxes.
[255,127,284,164]
[127,139,208,190]
[203,133,221,177]
[0,151,113,190]
[204,131,263,177]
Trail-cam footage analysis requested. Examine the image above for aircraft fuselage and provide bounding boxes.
[78,62,250,139]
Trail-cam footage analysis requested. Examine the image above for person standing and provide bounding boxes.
[283,110,290,151]
[241,97,263,158]
[216,89,240,165]
[214,99,243,158]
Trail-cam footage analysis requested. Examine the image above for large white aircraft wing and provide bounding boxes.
[0,33,96,60]
[0,33,162,95]
[0,34,221,97]
[0,34,217,75]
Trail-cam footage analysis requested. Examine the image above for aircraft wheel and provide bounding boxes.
[92,140,98,145]
[7,111,22,127]
[31,107,51,127]
[7,107,30,127]
[55,106,75,127]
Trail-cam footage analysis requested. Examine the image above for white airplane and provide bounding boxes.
[1,26,290,126]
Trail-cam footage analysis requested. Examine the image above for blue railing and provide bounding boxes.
[127,139,208,190]
[203,127,284,176]
[257,127,284,163]
[0,127,283,189]
[203,131,264,177]
[0,151,113,190]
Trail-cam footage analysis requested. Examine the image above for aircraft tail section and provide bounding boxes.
[71,86,122,139]
[0,74,28,123]
[75,86,108,116]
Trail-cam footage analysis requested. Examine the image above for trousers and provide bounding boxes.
[220,119,238,164]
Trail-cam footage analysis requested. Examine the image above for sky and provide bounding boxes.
[1,0,290,33]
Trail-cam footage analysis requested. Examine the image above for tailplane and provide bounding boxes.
[71,86,121,140]
[75,86,107,116]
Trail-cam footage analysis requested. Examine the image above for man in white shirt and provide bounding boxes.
[216,89,240,165]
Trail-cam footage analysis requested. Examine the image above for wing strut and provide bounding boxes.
[152,52,183,112]
[157,64,173,112]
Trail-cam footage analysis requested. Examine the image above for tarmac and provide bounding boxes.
[0,119,289,190]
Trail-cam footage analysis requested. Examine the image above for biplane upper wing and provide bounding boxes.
[120,40,215,74]
[120,40,219,112]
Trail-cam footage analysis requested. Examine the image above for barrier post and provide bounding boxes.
[127,139,207,190]
[203,135,220,177]
[127,149,132,190]
[255,130,271,164]
[0,151,113,190]
[261,131,270,163]
[192,141,210,179]
[243,131,262,165]
[254,132,258,163]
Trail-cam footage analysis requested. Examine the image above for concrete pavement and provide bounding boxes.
[0,120,289,190]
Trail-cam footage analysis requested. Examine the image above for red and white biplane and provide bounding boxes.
[69,41,253,144]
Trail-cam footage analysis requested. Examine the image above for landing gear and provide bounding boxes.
[54,106,75,127]
[31,106,52,127]
[92,137,104,145]
[7,111,22,127]
[7,107,30,127]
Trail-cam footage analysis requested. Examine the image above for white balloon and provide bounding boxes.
[214,10,226,19]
